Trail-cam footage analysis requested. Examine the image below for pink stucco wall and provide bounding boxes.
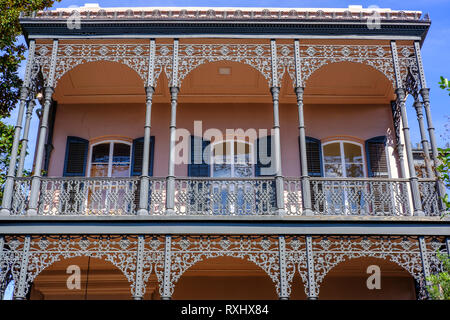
[48,101,397,178]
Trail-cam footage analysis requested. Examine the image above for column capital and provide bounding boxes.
[170,86,179,96]
[419,87,430,100]
[44,86,54,99]
[145,86,155,96]
[413,99,423,112]
[270,86,280,98]
[294,86,305,96]
[395,88,406,101]
[19,87,30,100]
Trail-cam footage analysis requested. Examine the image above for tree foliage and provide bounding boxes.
[0,1,58,200]
[1,0,58,118]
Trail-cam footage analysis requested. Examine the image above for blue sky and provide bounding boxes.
[5,0,449,171]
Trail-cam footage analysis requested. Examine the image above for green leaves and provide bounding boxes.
[438,76,450,96]
[426,252,450,300]
[0,0,59,118]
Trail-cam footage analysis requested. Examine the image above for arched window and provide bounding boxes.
[88,141,132,177]
[322,141,366,178]
[211,140,254,178]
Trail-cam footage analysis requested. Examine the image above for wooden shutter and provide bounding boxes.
[188,136,210,177]
[255,135,274,176]
[131,136,155,176]
[302,136,323,177]
[365,136,388,177]
[63,136,89,176]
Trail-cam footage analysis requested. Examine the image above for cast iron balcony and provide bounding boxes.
[8,176,443,217]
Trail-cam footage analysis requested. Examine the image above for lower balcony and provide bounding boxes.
[9,177,443,217]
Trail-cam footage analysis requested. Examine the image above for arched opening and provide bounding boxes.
[29,256,132,300]
[318,257,417,300]
[172,256,278,300]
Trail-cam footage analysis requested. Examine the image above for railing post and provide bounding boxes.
[161,235,172,300]
[278,236,289,300]
[0,40,36,216]
[133,235,145,300]
[270,40,285,215]
[390,41,424,216]
[418,236,432,299]
[294,40,313,216]
[17,100,36,177]
[165,39,179,215]
[414,41,446,213]
[138,39,156,216]
[305,235,318,300]
[14,235,31,300]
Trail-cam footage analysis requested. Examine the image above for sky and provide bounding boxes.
[4,0,450,171]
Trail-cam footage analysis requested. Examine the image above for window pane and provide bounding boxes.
[323,143,341,163]
[345,164,364,177]
[325,164,342,177]
[111,164,130,177]
[90,164,108,177]
[113,143,130,163]
[235,164,253,177]
[213,164,232,177]
[344,143,363,163]
[92,143,110,163]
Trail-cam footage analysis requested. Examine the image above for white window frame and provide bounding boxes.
[321,140,367,178]
[209,139,255,178]
[87,140,132,178]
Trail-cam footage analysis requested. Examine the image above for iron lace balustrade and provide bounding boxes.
[418,179,444,217]
[10,177,32,215]
[37,177,139,215]
[174,177,276,215]
[309,177,412,216]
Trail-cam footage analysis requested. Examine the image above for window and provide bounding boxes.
[211,140,254,178]
[88,141,132,177]
[322,141,365,178]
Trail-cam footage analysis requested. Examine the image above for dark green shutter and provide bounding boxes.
[131,136,155,176]
[365,136,388,177]
[63,136,89,176]
[188,136,210,177]
[255,135,274,176]
[301,136,323,177]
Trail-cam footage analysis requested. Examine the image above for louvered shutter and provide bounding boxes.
[131,136,155,176]
[302,136,323,177]
[365,136,388,178]
[188,136,210,177]
[255,135,274,176]
[63,136,89,176]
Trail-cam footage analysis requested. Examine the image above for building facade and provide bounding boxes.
[0,5,449,300]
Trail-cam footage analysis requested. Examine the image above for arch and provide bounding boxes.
[164,236,281,298]
[310,236,426,299]
[167,43,274,88]
[29,256,131,300]
[319,257,418,300]
[172,256,279,300]
[7,235,141,299]
[290,44,397,89]
[34,42,152,88]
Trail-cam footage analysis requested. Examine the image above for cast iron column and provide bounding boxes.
[0,40,36,215]
[27,40,58,216]
[270,40,285,215]
[165,39,179,215]
[391,41,424,216]
[137,39,156,216]
[294,40,313,215]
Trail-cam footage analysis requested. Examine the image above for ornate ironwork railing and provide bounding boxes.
[418,179,442,217]
[10,177,32,215]
[174,178,276,215]
[38,177,139,215]
[309,178,412,216]
[8,177,443,216]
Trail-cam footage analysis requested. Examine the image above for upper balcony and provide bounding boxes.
[2,35,445,221]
